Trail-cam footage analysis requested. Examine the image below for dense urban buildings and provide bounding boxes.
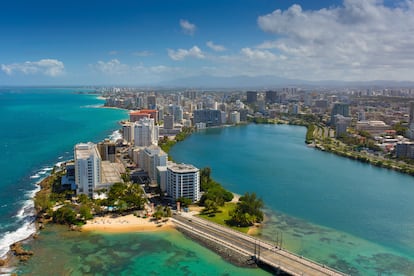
[101,85,414,179]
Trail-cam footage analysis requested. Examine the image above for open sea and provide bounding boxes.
[1,88,268,276]
[0,88,127,259]
[4,89,414,275]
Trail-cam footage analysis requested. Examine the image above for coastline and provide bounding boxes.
[254,120,414,177]
[81,214,174,233]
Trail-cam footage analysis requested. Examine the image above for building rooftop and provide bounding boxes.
[100,161,122,185]
[75,142,100,159]
[167,162,198,173]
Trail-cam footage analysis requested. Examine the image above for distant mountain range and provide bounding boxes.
[160,75,414,89]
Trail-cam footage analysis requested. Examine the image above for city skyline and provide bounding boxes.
[1,0,413,86]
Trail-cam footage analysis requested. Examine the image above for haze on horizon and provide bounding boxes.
[1,0,414,86]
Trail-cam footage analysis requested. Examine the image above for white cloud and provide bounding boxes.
[180,19,196,35]
[241,48,278,61]
[1,59,64,77]
[254,0,414,80]
[92,59,130,75]
[206,41,226,52]
[108,50,118,55]
[168,46,205,61]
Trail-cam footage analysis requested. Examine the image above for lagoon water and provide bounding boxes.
[4,88,414,275]
[170,125,414,275]
[1,88,268,276]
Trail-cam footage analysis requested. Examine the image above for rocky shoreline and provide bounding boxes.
[175,225,257,268]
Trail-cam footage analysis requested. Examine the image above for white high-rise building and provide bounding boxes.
[134,117,159,147]
[167,162,200,202]
[139,145,168,183]
[74,142,102,198]
[230,111,240,124]
[122,122,134,143]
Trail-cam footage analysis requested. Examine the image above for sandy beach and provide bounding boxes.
[82,214,175,233]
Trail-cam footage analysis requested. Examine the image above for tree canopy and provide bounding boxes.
[229,192,264,227]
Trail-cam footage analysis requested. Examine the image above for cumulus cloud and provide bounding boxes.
[1,59,64,77]
[180,19,196,35]
[92,59,130,75]
[241,48,279,61]
[255,0,414,80]
[168,46,205,61]
[206,41,226,52]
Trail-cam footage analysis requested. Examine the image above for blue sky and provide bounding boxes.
[1,0,413,85]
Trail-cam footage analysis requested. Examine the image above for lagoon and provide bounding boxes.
[170,124,414,275]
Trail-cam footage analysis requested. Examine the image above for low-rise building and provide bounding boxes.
[356,120,391,136]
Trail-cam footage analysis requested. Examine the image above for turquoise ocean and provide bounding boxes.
[1,88,268,276]
[0,87,127,258]
[3,88,414,275]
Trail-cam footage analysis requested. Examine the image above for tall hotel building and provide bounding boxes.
[167,163,200,202]
[134,117,159,147]
[74,142,102,198]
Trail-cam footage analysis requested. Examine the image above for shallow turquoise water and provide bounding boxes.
[17,225,268,276]
[2,89,268,275]
[170,124,414,275]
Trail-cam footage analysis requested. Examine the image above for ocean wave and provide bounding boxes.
[109,130,122,142]
[0,221,36,258]
[0,169,44,258]
[80,104,102,108]
[30,174,41,179]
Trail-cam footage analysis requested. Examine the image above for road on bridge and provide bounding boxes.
[172,214,346,276]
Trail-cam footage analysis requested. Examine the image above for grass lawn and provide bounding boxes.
[197,202,250,234]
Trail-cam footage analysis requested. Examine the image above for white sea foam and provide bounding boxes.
[109,130,122,142]
[30,174,41,179]
[1,188,38,258]
[0,221,36,258]
[81,104,102,108]
[0,169,44,258]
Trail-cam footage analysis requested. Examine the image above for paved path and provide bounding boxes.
[172,213,347,276]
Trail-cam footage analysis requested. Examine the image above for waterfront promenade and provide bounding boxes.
[172,213,346,276]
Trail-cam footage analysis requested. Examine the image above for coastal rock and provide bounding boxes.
[10,242,34,262]
[70,225,82,231]
[0,259,5,266]
[175,226,256,268]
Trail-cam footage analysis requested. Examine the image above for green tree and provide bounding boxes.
[53,205,77,225]
[229,192,264,227]
[123,184,144,209]
[165,206,172,217]
[79,204,93,220]
[153,205,164,220]
[203,199,218,214]
[393,122,408,136]
[176,197,192,208]
[34,192,52,214]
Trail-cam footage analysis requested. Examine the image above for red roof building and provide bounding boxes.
[130,110,158,123]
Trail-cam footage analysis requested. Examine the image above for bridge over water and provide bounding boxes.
[172,213,347,276]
